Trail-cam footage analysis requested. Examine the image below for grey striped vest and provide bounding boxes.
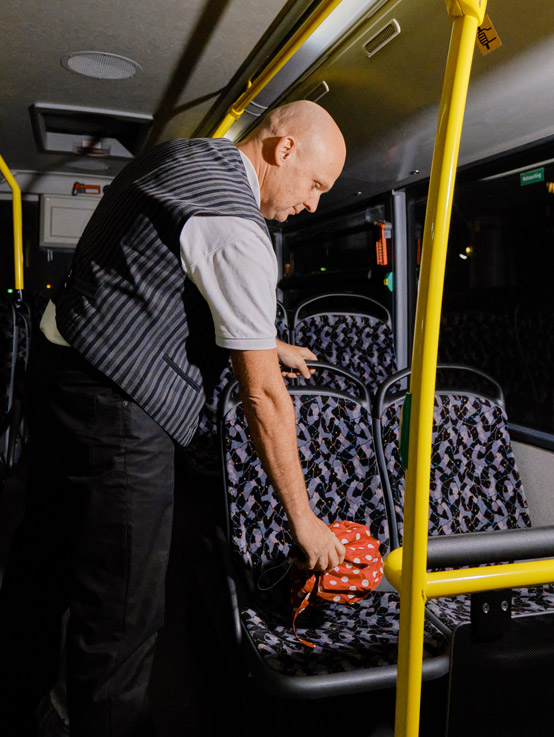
[54,138,270,445]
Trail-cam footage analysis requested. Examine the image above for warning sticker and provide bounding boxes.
[477,15,502,56]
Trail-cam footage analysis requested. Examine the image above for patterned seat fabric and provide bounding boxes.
[378,391,554,628]
[223,393,448,674]
[0,298,18,485]
[294,313,397,397]
[185,301,290,473]
[514,297,554,433]
[381,395,531,541]
[426,585,554,631]
[0,298,17,432]
[438,309,526,425]
[242,592,446,675]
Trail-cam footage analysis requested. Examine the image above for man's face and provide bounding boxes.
[260,136,345,222]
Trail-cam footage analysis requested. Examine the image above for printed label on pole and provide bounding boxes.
[477,15,502,56]
[520,168,545,186]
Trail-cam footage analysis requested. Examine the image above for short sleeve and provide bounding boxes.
[180,215,278,350]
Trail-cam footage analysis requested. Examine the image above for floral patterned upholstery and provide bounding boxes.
[222,392,448,675]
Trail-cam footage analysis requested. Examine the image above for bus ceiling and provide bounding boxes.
[2,1,554,209]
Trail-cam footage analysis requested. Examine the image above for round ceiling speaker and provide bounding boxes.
[61,52,142,80]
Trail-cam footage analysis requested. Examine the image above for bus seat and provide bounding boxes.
[438,303,527,425]
[274,300,290,344]
[0,297,19,487]
[215,363,449,698]
[184,300,290,476]
[292,293,396,398]
[373,365,554,630]
[513,293,554,434]
[8,302,31,466]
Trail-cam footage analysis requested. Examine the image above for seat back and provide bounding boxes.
[220,365,390,592]
[0,297,18,483]
[374,366,531,549]
[275,300,290,343]
[292,293,396,397]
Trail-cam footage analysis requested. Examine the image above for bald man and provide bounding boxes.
[0,101,346,737]
[234,101,347,569]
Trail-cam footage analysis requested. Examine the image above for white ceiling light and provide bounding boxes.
[61,52,142,80]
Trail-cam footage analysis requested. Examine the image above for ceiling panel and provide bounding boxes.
[0,0,288,177]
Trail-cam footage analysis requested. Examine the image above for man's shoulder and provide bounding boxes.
[150,136,240,164]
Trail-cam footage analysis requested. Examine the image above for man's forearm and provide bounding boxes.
[229,348,346,571]
[230,349,312,529]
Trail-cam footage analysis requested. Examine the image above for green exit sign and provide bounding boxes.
[520,168,545,186]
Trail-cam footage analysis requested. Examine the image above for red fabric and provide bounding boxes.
[291,520,384,648]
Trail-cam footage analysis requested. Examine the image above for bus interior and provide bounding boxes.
[2,1,554,735]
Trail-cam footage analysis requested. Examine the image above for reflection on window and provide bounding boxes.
[427,156,554,435]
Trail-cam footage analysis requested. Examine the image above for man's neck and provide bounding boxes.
[236,139,266,192]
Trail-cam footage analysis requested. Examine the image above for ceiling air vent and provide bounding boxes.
[363,19,401,59]
[30,104,153,159]
[306,81,330,104]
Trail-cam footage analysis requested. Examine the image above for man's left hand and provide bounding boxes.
[276,340,317,379]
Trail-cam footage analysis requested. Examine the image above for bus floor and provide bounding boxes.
[0,452,448,737]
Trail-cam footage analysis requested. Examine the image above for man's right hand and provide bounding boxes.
[290,512,346,572]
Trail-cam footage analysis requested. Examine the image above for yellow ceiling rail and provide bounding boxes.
[0,154,23,294]
[390,2,486,736]
[211,0,344,138]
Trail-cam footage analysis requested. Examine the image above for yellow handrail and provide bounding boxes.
[391,2,486,736]
[0,154,23,294]
[211,0,344,138]
[386,547,554,599]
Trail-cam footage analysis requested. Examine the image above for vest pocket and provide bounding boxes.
[162,354,201,392]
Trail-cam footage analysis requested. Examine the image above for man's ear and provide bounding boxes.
[274,136,296,166]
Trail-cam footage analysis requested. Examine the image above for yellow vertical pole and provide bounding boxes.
[394,2,485,736]
[0,155,24,294]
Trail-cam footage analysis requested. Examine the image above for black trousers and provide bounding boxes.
[0,334,175,736]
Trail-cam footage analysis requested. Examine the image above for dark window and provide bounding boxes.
[412,145,554,437]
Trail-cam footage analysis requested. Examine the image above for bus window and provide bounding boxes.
[414,142,554,439]
[278,199,393,313]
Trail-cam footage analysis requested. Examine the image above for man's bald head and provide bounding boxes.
[255,100,344,150]
[237,101,346,222]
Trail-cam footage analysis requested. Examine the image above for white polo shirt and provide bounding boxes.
[41,150,278,351]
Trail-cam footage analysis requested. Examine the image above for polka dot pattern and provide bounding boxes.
[291,520,384,647]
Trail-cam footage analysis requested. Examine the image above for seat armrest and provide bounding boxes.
[426,526,554,569]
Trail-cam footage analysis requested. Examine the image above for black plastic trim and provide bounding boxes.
[508,423,554,453]
[426,526,554,569]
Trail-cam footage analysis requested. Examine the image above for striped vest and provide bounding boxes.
[54,138,270,445]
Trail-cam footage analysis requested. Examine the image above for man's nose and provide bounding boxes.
[304,194,320,213]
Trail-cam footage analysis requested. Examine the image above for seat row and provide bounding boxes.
[185,292,397,474]
[439,290,554,434]
[0,295,32,489]
[0,291,51,492]
[212,360,554,707]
